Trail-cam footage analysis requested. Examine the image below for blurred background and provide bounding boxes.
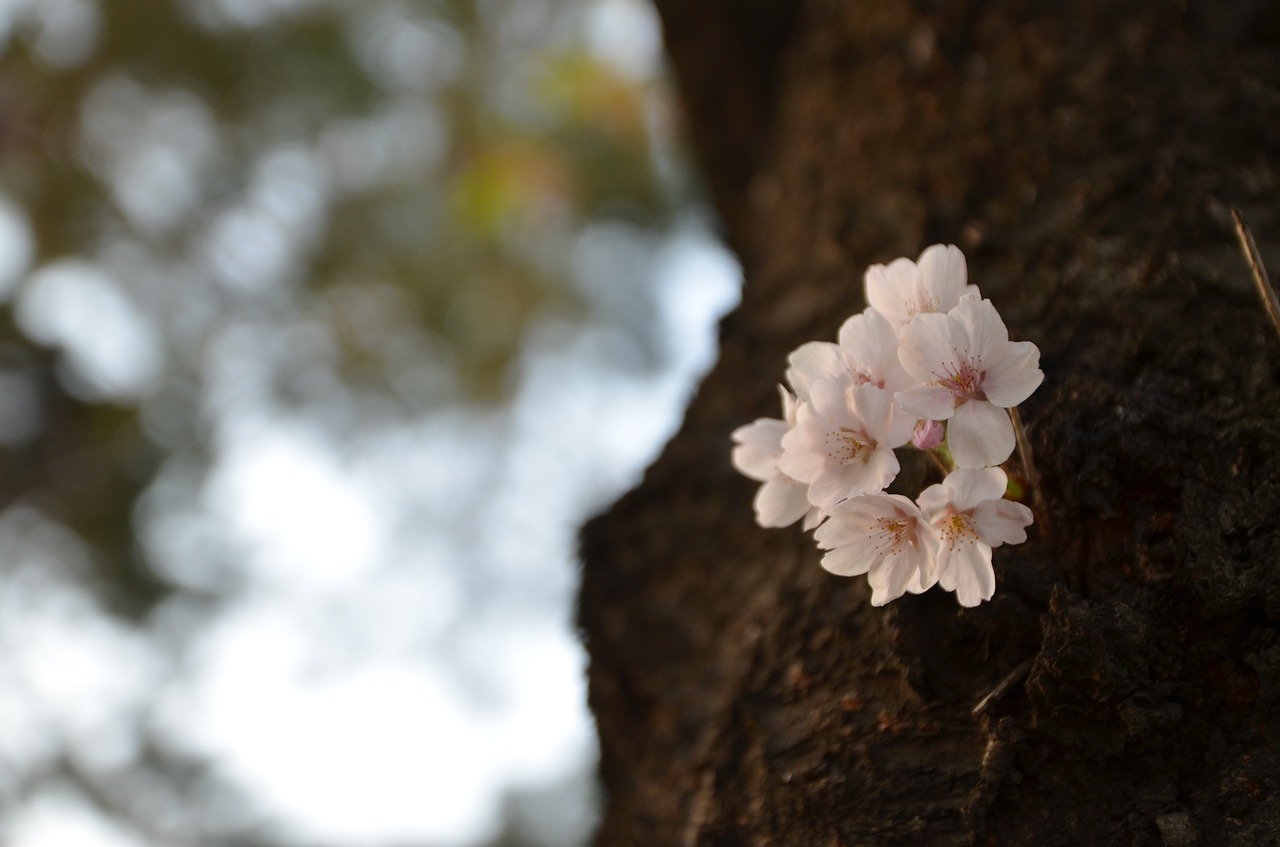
[0,0,740,844]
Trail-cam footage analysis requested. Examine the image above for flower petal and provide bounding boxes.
[779,422,825,483]
[915,481,949,519]
[730,418,789,480]
[807,474,849,510]
[941,467,1008,511]
[947,400,1015,468]
[827,446,899,503]
[826,492,913,524]
[896,384,957,421]
[809,375,854,425]
[754,476,813,528]
[937,539,996,607]
[898,312,958,382]
[867,548,923,606]
[917,243,968,312]
[982,340,1044,408]
[971,498,1034,546]
[779,384,801,425]
[865,257,921,329]
[850,383,894,439]
[863,444,902,492]
[950,296,1008,364]
[821,544,874,577]
[838,308,912,391]
[815,510,875,547]
[883,403,920,448]
[786,341,846,401]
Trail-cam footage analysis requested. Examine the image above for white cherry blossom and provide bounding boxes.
[728,243,1043,608]
[730,386,824,529]
[779,379,915,510]
[784,307,914,402]
[864,243,978,332]
[917,468,1034,607]
[814,493,939,606]
[896,294,1043,469]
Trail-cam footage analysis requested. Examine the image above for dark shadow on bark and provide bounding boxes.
[582,2,1280,844]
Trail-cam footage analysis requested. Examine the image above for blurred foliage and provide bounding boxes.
[0,0,690,844]
[0,0,684,607]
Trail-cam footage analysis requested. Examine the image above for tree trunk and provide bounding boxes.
[579,1,1280,844]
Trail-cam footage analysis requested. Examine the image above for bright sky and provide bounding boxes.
[0,227,740,847]
[0,1,745,844]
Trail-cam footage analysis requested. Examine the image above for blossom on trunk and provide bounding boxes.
[779,379,915,510]
[917,467,1034,607]
[864,243,979,333]
[730,386,824,529]
[896,295,1043,469]
[814,493,939,605]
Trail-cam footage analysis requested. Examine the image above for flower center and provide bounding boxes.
[938,510,979,550]
[942,361,985,402]
[908,284,940,318]
[852,370,883,389]
[828,428,871,463]
[875,516,915,551]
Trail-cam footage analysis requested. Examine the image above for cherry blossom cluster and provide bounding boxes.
[730,245,1043,607]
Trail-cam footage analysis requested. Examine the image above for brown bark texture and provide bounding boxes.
[579,1,1280,845]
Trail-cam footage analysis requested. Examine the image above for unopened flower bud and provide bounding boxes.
[912,418,944,450]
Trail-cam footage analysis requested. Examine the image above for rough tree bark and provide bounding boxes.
[580,1,1280,844]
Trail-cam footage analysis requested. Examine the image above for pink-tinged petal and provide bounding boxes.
[786,342,846,401]
[941,467,1008,510]
[938,541,996,607]
[950,296,1009,363]
[779,385,801,425]
[838,308,910,389]
[730,418,789,481]
[829,449,896,501]
[814,512,867,549]
[915,481,949,519]
[947,399,1015,468]
[754,476,813,528]
[778,426,826,483]
[860,445,901,492]
[865,257,922,328]
[809,376,854,425]
[915,525,942,585]
[905,568,933,594]
[898,312,959,382]
[828,492,912,523]
[917,244,967,311]
[807,474,849,510]
[867,549,921,606]
[814,511,881,551]
[897,384,957,421]
[971,499,1034,546]
[850,383,894,438]
[982,340,1044,407]
[801,507,826,531]
[820,544,874,577]
[882,403,919,448]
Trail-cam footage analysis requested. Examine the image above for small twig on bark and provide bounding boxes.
[971,657,1033,717]
[924,446,951,480]
[1008,406,1046,535]
[1231,208,1280,343]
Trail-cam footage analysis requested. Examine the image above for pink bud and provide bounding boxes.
[912,418,944,450]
